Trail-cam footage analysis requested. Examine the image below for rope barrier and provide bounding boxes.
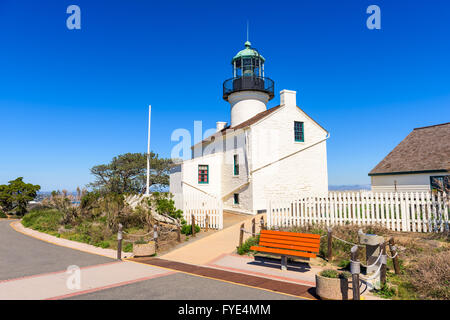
[353,252,383,268]
[122,230,153,237]
[240,228,260,236]
[359,263,383,281]
[386,251,398,259]
[331,235,365,247]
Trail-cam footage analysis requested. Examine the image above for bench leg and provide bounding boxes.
[281,256,287,271]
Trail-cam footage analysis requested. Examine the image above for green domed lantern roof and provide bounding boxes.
[231,41,265,64]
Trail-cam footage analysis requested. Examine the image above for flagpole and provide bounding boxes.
[146,105,151,195]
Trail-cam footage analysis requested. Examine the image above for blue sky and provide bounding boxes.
[0,0,449,191]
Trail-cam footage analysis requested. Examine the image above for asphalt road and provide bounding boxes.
[67,272,300,300]
[0,220,113,280]
[1,220,304,300]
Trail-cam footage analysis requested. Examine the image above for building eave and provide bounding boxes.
[368,169,449,177]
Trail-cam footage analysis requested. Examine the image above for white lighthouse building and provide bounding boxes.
[170,41,329,215]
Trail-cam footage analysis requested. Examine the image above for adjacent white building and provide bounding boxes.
[369,122,450,193]
[170,41,329,214]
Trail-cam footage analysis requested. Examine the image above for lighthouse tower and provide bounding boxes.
[223,41,275,127]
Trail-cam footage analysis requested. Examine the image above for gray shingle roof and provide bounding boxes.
[369,122,450,176]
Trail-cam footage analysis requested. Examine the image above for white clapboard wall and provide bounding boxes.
[267,192,449,233]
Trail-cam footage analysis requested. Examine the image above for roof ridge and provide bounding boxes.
[413,122,450,130]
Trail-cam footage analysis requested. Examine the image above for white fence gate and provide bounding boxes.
[183,192,223,230]
[268,192,449,233]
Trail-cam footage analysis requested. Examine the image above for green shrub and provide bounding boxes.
[0,211,7,218]
[320,269,351,279]
[22,209,63,232]
[338,259,350,269]
[68,233,91,244]
[134,238,148,245]
[95,241,110,249]
[375,284,397,299]
[237,236,260,255]
[149,192,183,220]
[181,224,200,235]
[123,243,133,252]
[320,269,339,278]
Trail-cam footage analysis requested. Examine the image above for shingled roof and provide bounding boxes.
[190,105,282,150]
[369,122,450,176]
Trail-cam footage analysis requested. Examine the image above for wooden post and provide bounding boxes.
[177,224,181,243]
[117,223,123,260]
[191,214,196,237]
[380,241,387,285]
[205,214,209,232]
[350,245,360,300]
[153,223,158,249]
[327,228,333,262]
[388,237,400,275]
[239,223,244,247]
[260,216,265,231]
[251,218,256,237]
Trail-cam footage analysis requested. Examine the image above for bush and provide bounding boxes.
[0,211,7,218]
[320,269,350,279]
[149,192,183,220]
[181,224,200,235]
[22,209,63,232]
[95,241,110,249]
[320,269,339,278]
[237,236,260,255]
[123,243,133,252]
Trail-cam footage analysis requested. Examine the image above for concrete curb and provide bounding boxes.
[10,220,133,260]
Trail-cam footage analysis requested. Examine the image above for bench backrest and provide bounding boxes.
[258,230,321,255]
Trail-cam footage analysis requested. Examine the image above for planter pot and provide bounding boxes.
[315,274,353,300]
[133,241,156,257]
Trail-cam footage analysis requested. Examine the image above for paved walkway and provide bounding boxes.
[10,220,132,260]
[161,212,263,265]
[130,257,316,299]
[0,220,113,280]
[0,219,302,300]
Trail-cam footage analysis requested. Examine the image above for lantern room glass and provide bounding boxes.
[233,57,264,78]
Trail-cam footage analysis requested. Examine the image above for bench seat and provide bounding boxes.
[250,230,321,270]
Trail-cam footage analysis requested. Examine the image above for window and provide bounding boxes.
[198,165,209,184]
[233,154,239,176]
[430,175,450,193]
[294,121,304,142]
[234,193,239,204]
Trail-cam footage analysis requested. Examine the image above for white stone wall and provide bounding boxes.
[228,91,269,127]
[169,165,183,210]
[179,152,223,198]
[370,173,441,193]
[250,91,329,212]
[221,131,253,212]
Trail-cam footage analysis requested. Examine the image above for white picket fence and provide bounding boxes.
[183,192,224,230]
[267,192,450,233]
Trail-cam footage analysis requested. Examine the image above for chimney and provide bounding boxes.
[216,121,227,132]
[280,89,297,107]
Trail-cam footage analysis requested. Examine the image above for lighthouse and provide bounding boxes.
[223,41,275,127]
[170,39,329,218]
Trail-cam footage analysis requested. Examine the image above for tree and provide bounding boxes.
[88,152,174,194]
[0,177,41,215]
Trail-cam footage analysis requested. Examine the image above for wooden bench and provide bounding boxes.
[250,230,321,270]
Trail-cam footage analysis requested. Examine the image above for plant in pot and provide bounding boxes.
[315,269,352,300]
[132,237,156,257]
